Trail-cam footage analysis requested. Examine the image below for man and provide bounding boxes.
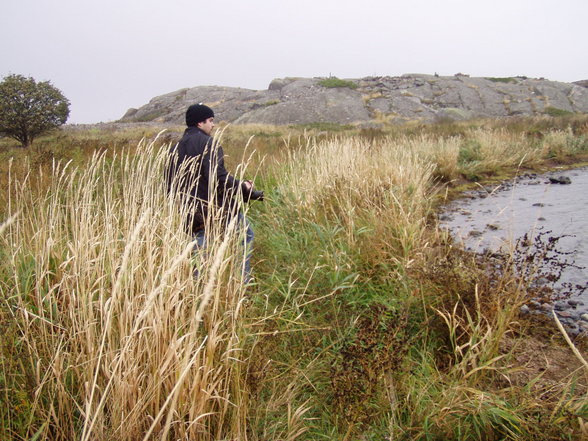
[167,103,263,281]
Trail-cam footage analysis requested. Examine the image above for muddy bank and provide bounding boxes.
[440,166,588,334]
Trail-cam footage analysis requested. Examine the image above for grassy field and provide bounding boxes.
[1,115,588,440]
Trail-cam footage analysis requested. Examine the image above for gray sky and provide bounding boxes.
[2,0,587,124]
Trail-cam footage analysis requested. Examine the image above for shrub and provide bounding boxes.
[331,304,409,428]
[458,139,482,164]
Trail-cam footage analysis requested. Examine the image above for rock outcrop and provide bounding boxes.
[120,74,588,125]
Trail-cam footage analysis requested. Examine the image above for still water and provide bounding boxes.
[440,166,588,308]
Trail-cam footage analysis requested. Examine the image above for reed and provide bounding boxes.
[1,133,299,440]
[276,136,437,270]
[2,115,588,440]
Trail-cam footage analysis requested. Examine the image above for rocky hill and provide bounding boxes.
[120,74,588,126]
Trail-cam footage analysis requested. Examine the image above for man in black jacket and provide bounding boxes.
[167,103,263,281]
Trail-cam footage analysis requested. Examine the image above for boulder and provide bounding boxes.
[119,74,588,126]
[548,176,572,185]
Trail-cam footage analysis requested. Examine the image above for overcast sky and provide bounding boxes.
[2,0,587,124]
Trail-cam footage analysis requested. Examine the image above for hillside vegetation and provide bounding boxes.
[1,115,588,440]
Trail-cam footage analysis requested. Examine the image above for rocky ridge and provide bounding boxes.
[120,74,588,126]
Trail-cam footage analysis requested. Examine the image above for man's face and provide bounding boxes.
[198,117,215,135]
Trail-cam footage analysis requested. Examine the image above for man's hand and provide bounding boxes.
[249,190,264,201]
[242,180,263,202]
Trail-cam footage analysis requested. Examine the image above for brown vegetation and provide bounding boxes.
[1,114,588,440]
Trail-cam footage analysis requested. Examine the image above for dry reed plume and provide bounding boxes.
[2,117,588,440]
[2,134,275,440]
[278,136,437,270]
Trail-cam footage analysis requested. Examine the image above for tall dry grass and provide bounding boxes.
[2,116,588,439]
[277,136,437,270]
[1,134,301,440]
[266,129,588,439]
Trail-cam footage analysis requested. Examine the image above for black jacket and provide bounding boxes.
[167,127,250,234]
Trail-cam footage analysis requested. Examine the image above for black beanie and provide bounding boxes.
[186,104,214,126]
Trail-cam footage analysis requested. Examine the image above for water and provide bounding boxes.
[440,166,588,312]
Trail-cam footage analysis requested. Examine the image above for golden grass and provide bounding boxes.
[278,136,437,269]
[2,115,588,440]
[1,135,300,440]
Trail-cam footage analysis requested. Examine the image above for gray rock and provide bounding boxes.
[556,310,577,319]
[436,108,473,121]
[566,324,581,337]
[119,74,588,126]
[268,77,299,91]
[549,176,572,185]
[580,313,588,322]
[235,86,370,125]
[554,301,568,311]
[529,300,542,309]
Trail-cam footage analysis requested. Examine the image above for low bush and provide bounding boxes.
[318,77,358,89]
[486,77,519,84]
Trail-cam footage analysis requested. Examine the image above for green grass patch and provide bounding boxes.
[485,77,518,84]
[544,106,574,117]
[290,121,354,132]
[2,115,588,440]
[318,77,358,89]
[458,139,482,165]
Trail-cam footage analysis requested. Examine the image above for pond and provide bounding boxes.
[440,166,588,332]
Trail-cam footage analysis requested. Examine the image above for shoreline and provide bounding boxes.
[439,164,588,336]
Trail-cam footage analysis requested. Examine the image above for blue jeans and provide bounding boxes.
[193,212,254,283]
